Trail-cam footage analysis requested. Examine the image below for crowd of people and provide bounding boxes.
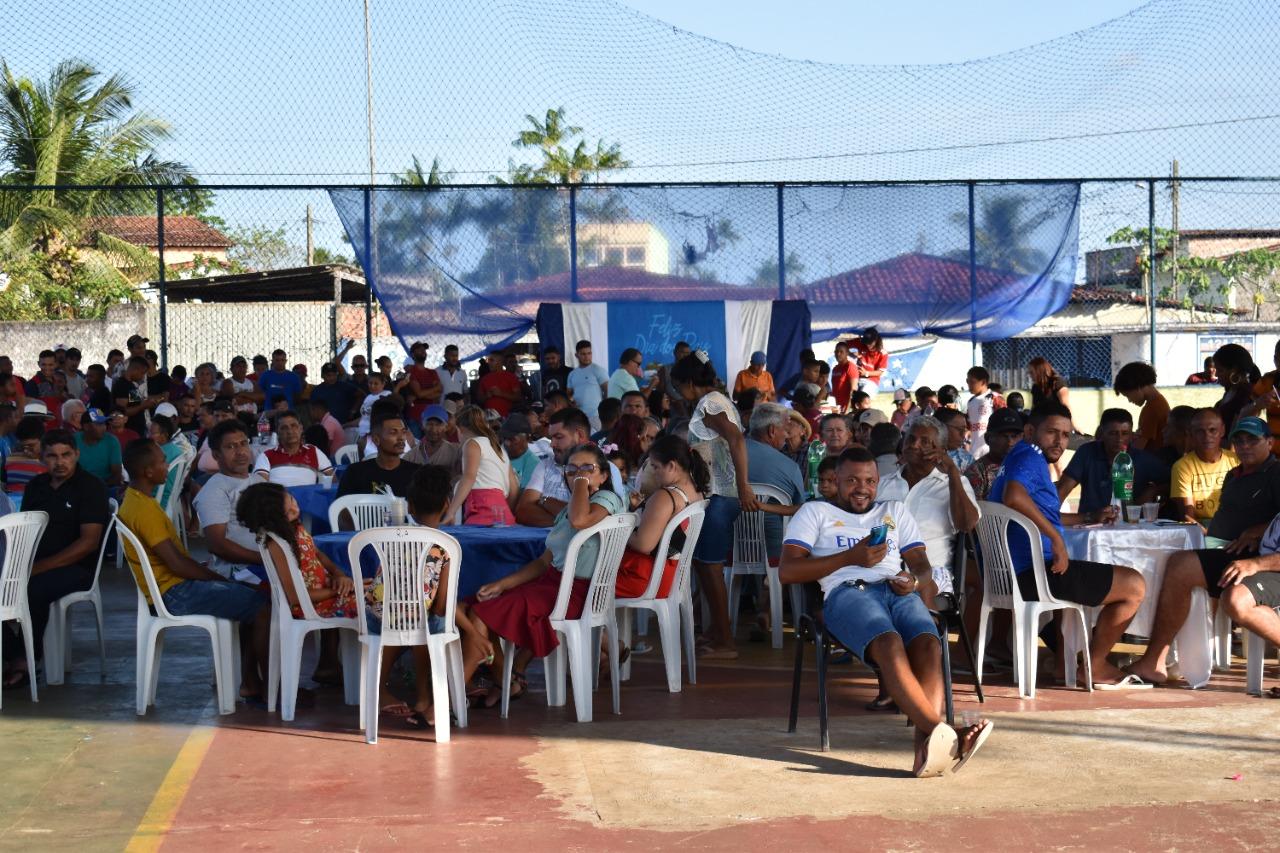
[5,329,1280,777]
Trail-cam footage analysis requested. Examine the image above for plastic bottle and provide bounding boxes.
[807,439,827,497]
[256,411,271,445]
[1111,450,1134,515]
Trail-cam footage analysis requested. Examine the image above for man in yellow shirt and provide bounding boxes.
[1170,408,1238,529]
[118,439,269,704]
[733,351,776,404]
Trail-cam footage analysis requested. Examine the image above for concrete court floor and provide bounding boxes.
[2,555,1280,852]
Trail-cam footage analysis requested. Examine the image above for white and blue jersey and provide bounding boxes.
[785,499,925,598]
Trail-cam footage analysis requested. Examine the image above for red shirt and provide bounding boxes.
[850,341,888,381]
[831,362,858,411]
[477,370,521,417]
[406,365,441,421]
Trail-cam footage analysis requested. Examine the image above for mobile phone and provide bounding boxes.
[866,524,888,546]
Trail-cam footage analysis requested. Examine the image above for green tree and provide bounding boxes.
[226,225,300,271]
[948,194,1054,275]
[504,107,629,186]
[750,251,806,287]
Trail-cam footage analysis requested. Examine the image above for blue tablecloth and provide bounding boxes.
[289,484,339,534]
[312,525,549,598]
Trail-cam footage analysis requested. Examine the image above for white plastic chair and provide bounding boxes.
[724,483,801,649]
[348,526,468,743]
[328,494,396,532]
[1245,610,1280,696]
[333,444,360,466]
[615,501,706,692]
[43,498,116,686]
[0,512,50,707]
[155,455,191,548]
[258,531,361,721]
[973,501,1094,699]
[500,513,636,722]
[119,522,240,715]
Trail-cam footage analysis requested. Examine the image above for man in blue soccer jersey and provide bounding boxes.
[781,447,992,778]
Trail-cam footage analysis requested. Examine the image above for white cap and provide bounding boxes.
[154,402,179,418]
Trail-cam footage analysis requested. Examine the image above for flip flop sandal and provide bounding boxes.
[239,694,268,710]
[915,724,958,779]
[1266,686,1280,699]
[1093,674,1154,691]
[951,720,994,775]
[2,671,30,691]
[697,646,739,660]
[380,701,415,718]
[864,695,899,713]
[310,670,343,687]
[405,711,432,729]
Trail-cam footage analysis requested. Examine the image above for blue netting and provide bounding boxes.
[330,181,1079,358]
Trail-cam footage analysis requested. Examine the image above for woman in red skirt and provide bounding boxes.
[614,434,707,600]
[470,444,624,703]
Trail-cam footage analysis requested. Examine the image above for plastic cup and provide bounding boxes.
[961,710,980,728]
[320,472,334,488]
[1124,504,1142,523]
[390,498,407,525]
[1142,501,1159,522]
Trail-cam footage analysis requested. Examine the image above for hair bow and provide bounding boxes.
[694,349,710,364]
[599,442,619,454]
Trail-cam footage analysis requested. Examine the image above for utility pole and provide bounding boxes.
[1170,159,1180,300]
[305,204,314,266]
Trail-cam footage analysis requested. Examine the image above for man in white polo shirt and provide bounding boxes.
[780,446,992,777]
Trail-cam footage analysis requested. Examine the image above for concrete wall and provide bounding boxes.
[0,305,147,372]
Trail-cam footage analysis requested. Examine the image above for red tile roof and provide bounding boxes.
[85,215,233,249]
[800,252,1022,305]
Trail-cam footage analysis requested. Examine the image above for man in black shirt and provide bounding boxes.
[539,346,572,401]
[84,363,113,412]
[309,362,359,423]
[337,411,421,502]
[1,429,109,685]
[112,356,160,435]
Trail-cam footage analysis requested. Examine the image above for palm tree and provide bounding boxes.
[508,106,630,185]
[0,60,193,250]
[948,193,1055,275]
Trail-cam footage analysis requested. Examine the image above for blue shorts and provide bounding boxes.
[822,581,939,663]
[162,579,267,623]
[693,494,741,564]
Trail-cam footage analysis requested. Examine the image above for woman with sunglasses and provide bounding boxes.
[469,443,625,705]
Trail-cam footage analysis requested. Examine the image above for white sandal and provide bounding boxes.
[914,724,958,778]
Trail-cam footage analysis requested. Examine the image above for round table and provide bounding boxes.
[312,525,549,598]
[1063,519,1214,686]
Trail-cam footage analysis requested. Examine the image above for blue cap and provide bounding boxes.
[1231,416,1270,439]
[750,350,766,366]
[422,404,449,423]
[85,407,109,424]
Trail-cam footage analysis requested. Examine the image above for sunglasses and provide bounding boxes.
[564,463,599,476]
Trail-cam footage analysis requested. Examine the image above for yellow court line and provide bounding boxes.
[124,722,217,853]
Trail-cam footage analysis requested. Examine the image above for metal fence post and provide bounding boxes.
[569,185,578,302]
[156,188,168,370]
[1147,180,1157,368]
[363,187,374,366]
[776,183,786,300]
[968,181,978,364]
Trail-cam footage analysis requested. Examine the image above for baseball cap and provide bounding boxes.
[422,404,448,424]
[85,407,109,424]
[22,401,51,419]
[857,408,888,426]
[793,382,821,400]
[1230,416,1270,439]
[893,388,911,402]
[154,402,179,419]
[126,334,149,347]
[500,413,530,438]
[750,350,766,366]
[987,408,1024,434]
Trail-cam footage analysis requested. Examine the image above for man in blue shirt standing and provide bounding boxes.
[988,400,1148,688]
[257,349,303,409]
[566,340,609,431]
[1055,408,1169,515]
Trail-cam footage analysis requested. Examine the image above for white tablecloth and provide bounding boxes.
[1063,521,1215,687]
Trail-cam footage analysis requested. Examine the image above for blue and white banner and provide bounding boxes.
[537,300,810,386]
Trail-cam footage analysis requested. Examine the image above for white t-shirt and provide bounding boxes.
[689,390,742,497]
[966,391,995,460]
[192,473,260,578]
[784,499,925,598]
[567,363,609,417]
[877,466,979,594]
[357,389,391,435]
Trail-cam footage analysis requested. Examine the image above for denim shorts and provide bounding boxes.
[822,581,939,664]
[162,579,267,623]
[692,494,741,564]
